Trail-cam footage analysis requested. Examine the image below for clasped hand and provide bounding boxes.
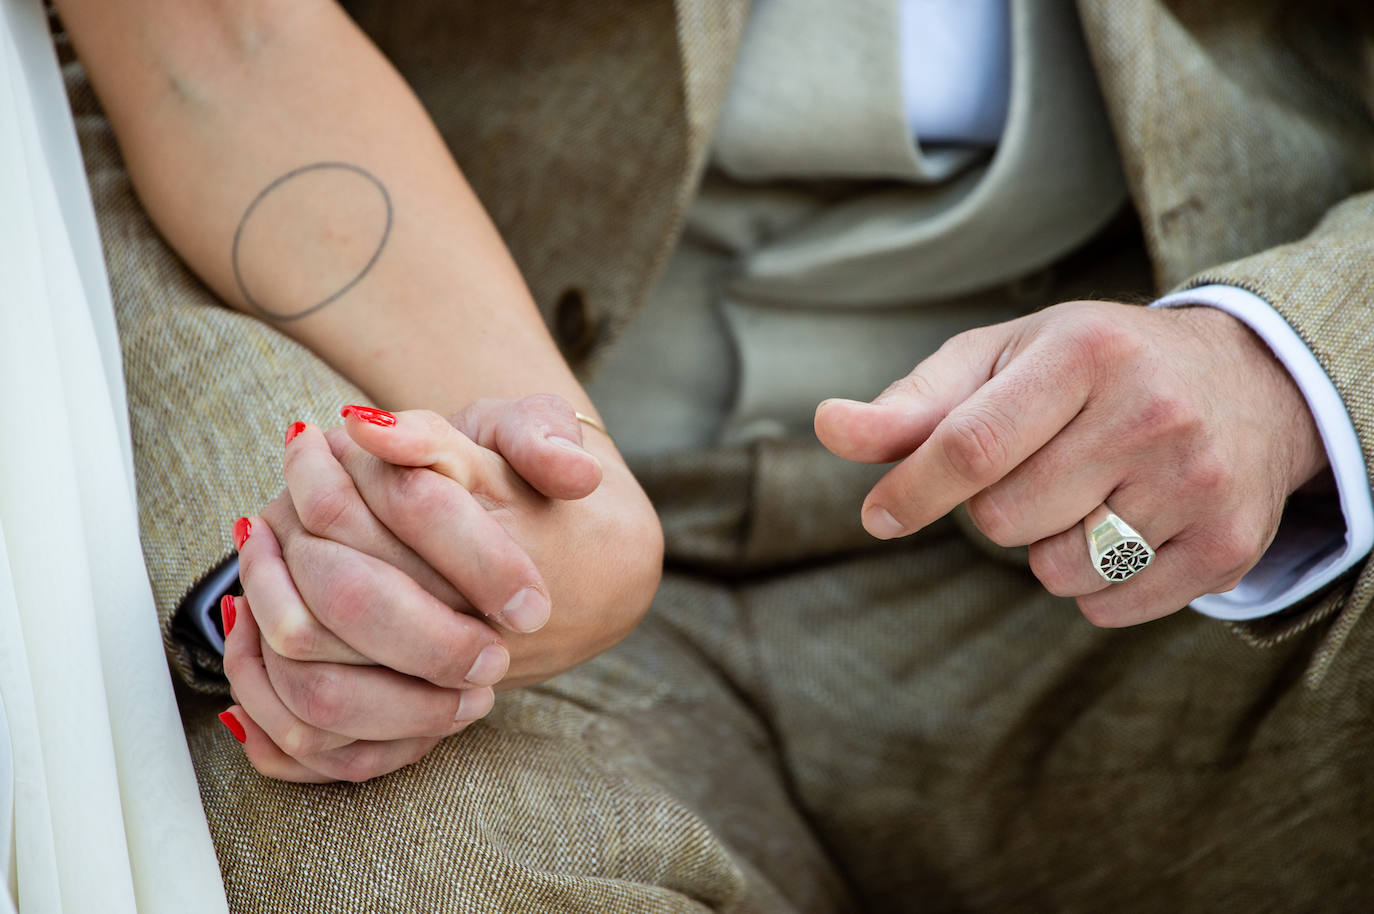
[817,300,1328,626]
[222,396,662,782]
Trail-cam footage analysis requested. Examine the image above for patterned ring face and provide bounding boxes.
[1087,513,1156,584]
[1097,539,1154,582]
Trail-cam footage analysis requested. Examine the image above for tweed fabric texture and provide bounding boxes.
[1077,0,1374,290]
[67,0,1374,911]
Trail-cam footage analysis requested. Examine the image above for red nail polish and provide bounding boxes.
[221,594,237,636]
[233,517,252,550]
[285,421,306,446]
[219,710,247,743]
[340,404,397,427]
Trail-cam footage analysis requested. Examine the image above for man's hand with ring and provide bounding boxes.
[815,301,1329,627]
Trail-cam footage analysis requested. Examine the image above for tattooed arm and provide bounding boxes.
[55,0,577,415]
[56,0,664,778]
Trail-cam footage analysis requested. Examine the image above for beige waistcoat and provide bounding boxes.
[588,0,1126,454]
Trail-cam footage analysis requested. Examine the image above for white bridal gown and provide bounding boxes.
[0,1,227,910]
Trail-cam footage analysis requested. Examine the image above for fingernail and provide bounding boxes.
[284,421,306,445]
[454,688,495,723]
[221,594,237,636]
[501,586,551,633]
[233,517,252,550]
[548,435,602,468]
[218,710,247,743]
[464,644,510,687]
[862,505,905,539]
[547,435,587,453]
[340,405,396,427]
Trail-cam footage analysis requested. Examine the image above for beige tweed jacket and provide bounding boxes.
[89,0,1374,683]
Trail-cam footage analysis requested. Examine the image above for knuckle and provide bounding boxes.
[1076,595,1122,628]
[246,754,282,780]
[415,409,451,436]
[885,369,937,404]
[411,643,464,689]
[1180,447,1231,495]
[267,616,320,662]
[941,407,1013,485]
[294,666,348,731]
[1216,572,1247,593]
[295,484,360,540]
[277,721,330,759]
[221,645,252,684]
[520,392,573,420]
[1027,543,1076,597]
[1202,521,1257,573]
[1067,310,1135,364]
[332,746,387,784]
[1135,392,1201,442]
[322,424,354,457]
[315,563,373,630]
[236,542,263,583]
[389,466,451,513]
[966,490,1020,547]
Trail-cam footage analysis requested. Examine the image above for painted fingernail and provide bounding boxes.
[464,644,510,687]
[862,505,905,539]
[501,586,551,633]
[221,594,237,636]
[284,421,306,446]
[232,517,252,550]
[454,688,495,723]
[218,710,247,743]
[340,405,396,427]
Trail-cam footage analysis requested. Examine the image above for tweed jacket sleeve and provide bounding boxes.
[1182,195,1374,681]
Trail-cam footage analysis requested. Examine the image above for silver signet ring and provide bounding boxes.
[1087,513,1155,583]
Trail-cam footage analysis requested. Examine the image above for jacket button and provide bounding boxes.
[553,287,596,359]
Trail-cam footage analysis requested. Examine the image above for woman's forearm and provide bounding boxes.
[57,0,590,417]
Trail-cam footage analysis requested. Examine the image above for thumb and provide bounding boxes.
[453,395,604,501]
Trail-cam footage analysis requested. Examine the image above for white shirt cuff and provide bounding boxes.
[1152,285,1373,620]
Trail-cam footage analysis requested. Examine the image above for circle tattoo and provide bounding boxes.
[231,162,393,322]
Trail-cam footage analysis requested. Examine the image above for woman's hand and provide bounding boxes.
[815,302,1327,627]
[324,396,664,687]
[221,395,663,781]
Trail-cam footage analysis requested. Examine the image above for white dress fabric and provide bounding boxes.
[0,1,227,911]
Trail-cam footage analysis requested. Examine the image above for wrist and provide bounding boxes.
[1172,305,1327,493]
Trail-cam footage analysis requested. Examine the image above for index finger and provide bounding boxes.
[861,347,1092,538]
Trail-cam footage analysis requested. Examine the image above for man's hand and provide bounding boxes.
[221,395,663,782]
[815,301,1328,627]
